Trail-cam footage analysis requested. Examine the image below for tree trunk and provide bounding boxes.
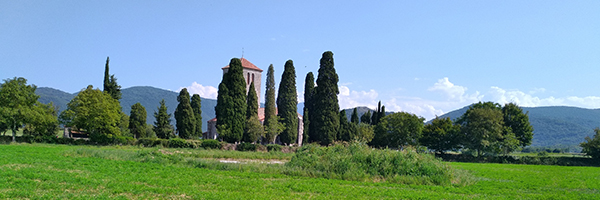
[12,124,16,142]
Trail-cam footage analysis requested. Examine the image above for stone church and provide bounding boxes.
[205,58,303,146]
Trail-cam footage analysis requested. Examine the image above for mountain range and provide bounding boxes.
[432,105,600,149]
[37,86,598,148]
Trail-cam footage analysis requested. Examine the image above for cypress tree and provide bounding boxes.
[371,101,382,125]
[351,108,359,124]
[338,110,350,141]
[310,51,340,145]
[277,60,298,145]
[191,94,202,138]
[153,99,173,139]
[102,57,121,100]
[174,88,195,139]
[303,72,314,144]
[103,57,110,92]
[129,103,147,139]
[263,64,282,143]
[215,58,246,143]
[380,105,386,119]
[244,82,263,143]
[361,110,371,124]
[246,82,258,120]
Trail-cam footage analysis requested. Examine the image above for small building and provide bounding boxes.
[204,58,303,146]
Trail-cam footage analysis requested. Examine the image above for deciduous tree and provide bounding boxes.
[371,112,425,148]
[277,60,298,145]
[420,117,461,153]
[59,85,122,137]
[502,103,534,148]
[581,128,600,160]
[0,77,39,141]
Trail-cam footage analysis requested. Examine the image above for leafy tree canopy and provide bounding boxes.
[371,112,425,148]
[59,85,122,136]
[0,77,40,141]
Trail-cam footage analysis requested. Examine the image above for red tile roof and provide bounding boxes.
[222,58,263,72]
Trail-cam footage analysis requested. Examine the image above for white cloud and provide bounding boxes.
[337,85,379,110]
[487,86,600,108]
[428,77,482,102]
[178,82,218,99]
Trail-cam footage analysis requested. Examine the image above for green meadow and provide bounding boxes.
[1,144,598,199]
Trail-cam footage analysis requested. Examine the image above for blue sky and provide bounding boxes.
[2,1,600,120]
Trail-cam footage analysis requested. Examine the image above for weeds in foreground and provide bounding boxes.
[65,143,474,186]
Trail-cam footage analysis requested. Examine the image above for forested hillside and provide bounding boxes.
[434,105,600,148]
[36,86,216,132]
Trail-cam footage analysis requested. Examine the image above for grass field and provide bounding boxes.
[0,144,598,199]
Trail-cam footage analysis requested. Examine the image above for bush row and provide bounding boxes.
[437,153,600,167]
[0,135,290,153]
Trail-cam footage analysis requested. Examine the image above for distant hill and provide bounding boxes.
[434,105,600,148]
[36,86,217,132]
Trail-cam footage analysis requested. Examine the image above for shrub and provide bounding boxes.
[266,144,282,152]
[285,142,461,185]
[237,143,257,151]
[169,138,189,148]
[89,133,114,145]
[34,136,57,144]
[137,138,155,147]
[201,139,222,150]
[56,137,74,144]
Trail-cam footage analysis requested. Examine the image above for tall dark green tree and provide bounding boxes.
[246,82,258,120]
[243,81,262,143]
[371,101,382,125]
[351,108,359,124]
[215,58,246,143]
[102,57,121,100]
[191,94,202,138]
[303,72,314,144]
[277,60,299,145]
[502,103,534,148]
[129,103,147,139]
[174,88,195,139]
[360,110,371,124]
[263,64,281,143]
[338,110,357,142]
[154,99,174,139]
[103,57,110,93]
[310,51,340,145]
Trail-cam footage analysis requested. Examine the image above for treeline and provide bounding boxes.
[2,53,600,160]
